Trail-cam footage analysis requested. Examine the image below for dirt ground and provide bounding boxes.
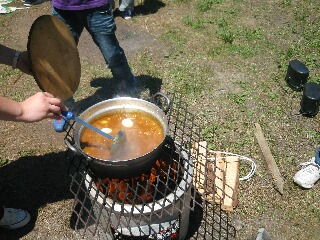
[0,1,166,239]
[0,0,320,240]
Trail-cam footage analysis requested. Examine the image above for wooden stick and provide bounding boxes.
[254,123,284,194]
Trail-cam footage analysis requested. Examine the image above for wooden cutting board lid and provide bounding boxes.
[27,15,80,101]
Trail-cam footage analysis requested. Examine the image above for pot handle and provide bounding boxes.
[64,137,82,156]
[151,92,171,114]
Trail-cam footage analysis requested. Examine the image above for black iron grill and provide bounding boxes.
[65,92,236,239]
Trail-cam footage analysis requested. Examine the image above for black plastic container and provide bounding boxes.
[300,82,320,117]
[286,59,309,91]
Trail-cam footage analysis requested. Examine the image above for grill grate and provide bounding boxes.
[65,92,236,239]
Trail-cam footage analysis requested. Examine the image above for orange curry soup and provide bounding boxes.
[80,110,164,160]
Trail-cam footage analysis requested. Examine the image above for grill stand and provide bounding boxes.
[81,141,193,239]
[66,92,236,239]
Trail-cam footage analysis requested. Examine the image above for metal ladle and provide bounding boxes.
[62,111,127,160]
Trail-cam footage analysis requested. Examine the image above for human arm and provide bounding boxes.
[0,44,31,75]
[0,92,67,123]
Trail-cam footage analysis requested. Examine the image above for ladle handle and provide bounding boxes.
[53,118,67,132]
[62,111,115,141]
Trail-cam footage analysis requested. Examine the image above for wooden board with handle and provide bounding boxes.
[27,15,81,101]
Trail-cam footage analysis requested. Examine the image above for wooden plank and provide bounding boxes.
[254,123,284,195]
[221,156,240,211]
[192,142,240,211]
[212,151,224,203]
[191,141,207,195]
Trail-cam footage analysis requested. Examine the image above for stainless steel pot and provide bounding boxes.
[65,93,170,179]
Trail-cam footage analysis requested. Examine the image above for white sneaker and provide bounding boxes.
[0,207,30,229]
[293,157,320,189]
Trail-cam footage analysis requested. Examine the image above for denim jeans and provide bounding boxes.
[52,3,136,95]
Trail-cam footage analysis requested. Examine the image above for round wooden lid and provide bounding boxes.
[28,15,80,101]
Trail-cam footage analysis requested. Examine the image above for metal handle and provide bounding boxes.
[64,137,82,156]
[151,92,171,114]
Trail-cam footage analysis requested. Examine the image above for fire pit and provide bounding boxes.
[83,138,193,238]
[90,144,181,205]
[66,92,236,239]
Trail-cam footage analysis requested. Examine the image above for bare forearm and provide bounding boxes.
[0,96,23,122]
[0,93,67,123]
[0,43,31,74]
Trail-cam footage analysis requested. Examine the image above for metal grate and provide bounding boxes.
[65,92,236,239]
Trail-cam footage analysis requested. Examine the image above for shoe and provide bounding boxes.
[0,207,30,229]
[293,157,320,189]
[23,0,45,6]
[122,10,132,20]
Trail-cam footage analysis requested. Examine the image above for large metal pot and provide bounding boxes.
[65,93,170,179]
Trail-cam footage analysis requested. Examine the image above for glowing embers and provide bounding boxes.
[93,157,180,204]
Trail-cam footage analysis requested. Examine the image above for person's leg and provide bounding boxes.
[119,0,134,11]
[85,3,136,95]
[315,146,320,165]
[52,7,85,109]
[52,7,84,45]
[119,0,134,19]
[109,0,115,9]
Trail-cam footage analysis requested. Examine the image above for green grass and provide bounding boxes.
[150,2,319,237]
[17,149,35,157]
[0,0,319,239]
[0,157,9,167]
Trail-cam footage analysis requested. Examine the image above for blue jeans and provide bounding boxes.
[315,147,320,165]
[52,3,136,95]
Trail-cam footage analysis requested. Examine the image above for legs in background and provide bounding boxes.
[52,4,136,97]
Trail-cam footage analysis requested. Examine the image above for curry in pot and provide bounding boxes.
[80,110,164,160]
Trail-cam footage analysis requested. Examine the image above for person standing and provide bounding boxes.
[51,0,136,108]
[0,44,66,229]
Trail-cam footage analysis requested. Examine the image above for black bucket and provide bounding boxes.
[285,59,309,91]
[300,82,320,117]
